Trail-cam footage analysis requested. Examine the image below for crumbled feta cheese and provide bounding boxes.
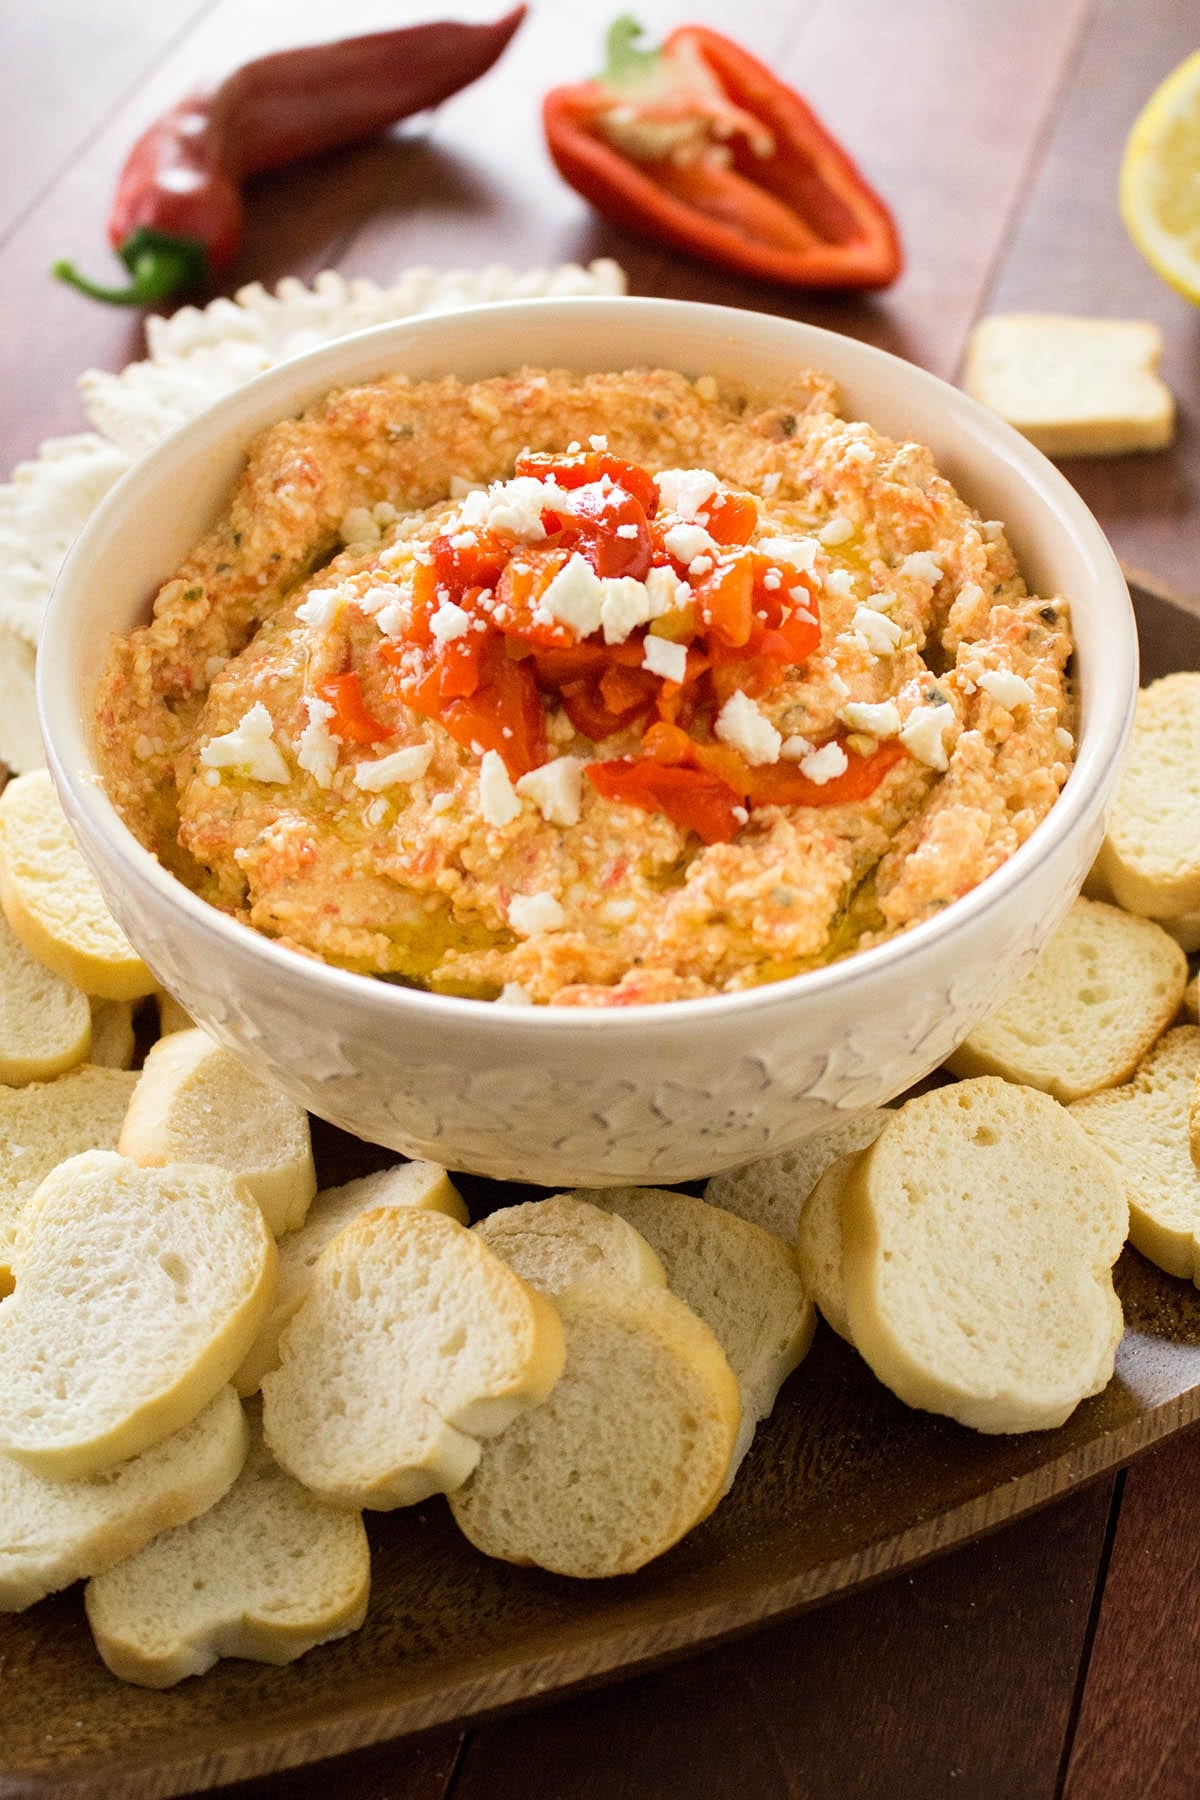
[537,553,604,636]
[296,694,339,789]
[827,670,850,699]
[852,605,903,655]
[762,569,782,591]
[589,433,608,450]
[483,474,572,542]
[339,507,380,546]
[979,519,1004,542]
[643,565,687,616]
[1055,726,1074,753]
[819,516,854,546]
[457,487,491,526]
[364,798,388,828]
[732,804,749,825]
[429,600,472,644]
[823,569,855,599]
[688,554,714,578]
[656,468,720,521]
[799,741,849,785]
[642,635,688,684]
[496,981,534,1006]
[508,892,565,936]
[599,576,653,644]
[900,701,957,771]
[430,792,454,815]
[780,734,814,761]
[843,441,873,465]
[295,586,343,629]
[838,700,902,738]
[359,582,405,618]
[901,551,944,584]
[352,744,435,790]
[715,690,782,765]
[955,580,984,612]
[760,471,782,496]
[375,598,407,638]
[757,535,819,572]
[449,530,477,550]
[664,521,719,564]
[615,522,639,539]
[978,668,1035,710]
[199,702,290,784]
[516,756,584,826]
[204,768,221,788]
[603,896,638,924]
[479,750,522,827]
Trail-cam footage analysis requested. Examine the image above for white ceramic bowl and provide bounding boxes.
[40,297,1136,1186]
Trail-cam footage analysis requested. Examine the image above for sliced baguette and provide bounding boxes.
[88,999,135,1071]
[119,1028,316,1236]
[473,1194,666,1297]
[1094,673,1200,916]
[1071,1027,1200,1281]
[795,1155,860,1345]
[961,313,1174,456]
[449,1284,739,1577]
[0,770,154,1000]
[1186,973,1200,1024]
[0,1065,139,1288]
[0,908,91,1083]
[85,1405,368,1688]
[261,1207,565,1510]
[945,898,1186,1101]
[841,1078,1127,1433]
[703,1109,891,1243]
[234,1161,467,1394]
[0,1151,276,1477]
[156,991,194,1035]
[573,1187,813,1481]
[0,1387,247,1613]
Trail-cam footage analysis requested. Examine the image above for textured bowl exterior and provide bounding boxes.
[39,298,1137,1185]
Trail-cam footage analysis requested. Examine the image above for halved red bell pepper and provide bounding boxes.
[543,17,901,290]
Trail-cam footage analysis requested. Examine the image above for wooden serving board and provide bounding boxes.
[0,581,1196,1800]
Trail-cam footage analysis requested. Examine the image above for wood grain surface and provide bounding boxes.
[2,2,1199,1796]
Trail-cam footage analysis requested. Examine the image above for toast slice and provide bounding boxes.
[0,908,91,1084]
[1095,674,1200,916]
[0,1151,275,1477]
[945,898,1187,1101]
[0,1065,139,1289]
[703,1109,891,1242]
[841,1078,1127,1433]
[795,1154,860,1345]
[234,1161,467,1394]
[574,1186,813,1480]
[0,1387,247,1612]
[85,1405,368,1688]
[1072,1027,1200,1282]
[0,770,155,1000]
[261,1208,564,1510]
[449,1284,739,1577]
[473,1193,666,1297]
[119,1028,316,1236]
[962,313,1174,456]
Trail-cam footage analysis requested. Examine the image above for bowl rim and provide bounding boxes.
[39,294,1138,1033]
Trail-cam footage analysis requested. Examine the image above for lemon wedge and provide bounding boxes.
[1120,49,1200,302]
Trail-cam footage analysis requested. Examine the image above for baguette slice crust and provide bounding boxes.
[261,1207,565,1510]
[234,1161,467,1394]
[962,314,1174,456]
[842,1078,1127,1433]
[0,909,91,1084]
[1071,1027,1200,1281]
[945,898,1187,1101]
[449,1285,739,1578]
[0,1065,140,1288]
[0,1387,247,1612]
[0,770,155,1000]
[473,1194,666,1297]
[1095,674,1200,916]
[0,1151,276,1477]
[85,1408,368,1688]
[703,1109,891,1243]
[795,1154,860,1345]
[119,1028,316,1236]
[572,1186,814,1479]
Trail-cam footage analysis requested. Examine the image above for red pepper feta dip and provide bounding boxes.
[94,366,1075,1007]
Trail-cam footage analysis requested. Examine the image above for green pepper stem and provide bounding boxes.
[52,241,199,307]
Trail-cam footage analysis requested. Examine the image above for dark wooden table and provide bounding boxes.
[4,3,1200,1794]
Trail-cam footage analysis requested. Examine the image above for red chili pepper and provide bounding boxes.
[53,8,527,307]
[543,16,901,290]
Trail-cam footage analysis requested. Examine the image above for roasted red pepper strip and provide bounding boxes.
[317,673,392,746]
[543,16,901,290]
[54,7,526,306]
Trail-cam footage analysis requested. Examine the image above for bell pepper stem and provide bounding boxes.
[52,228,208,307]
